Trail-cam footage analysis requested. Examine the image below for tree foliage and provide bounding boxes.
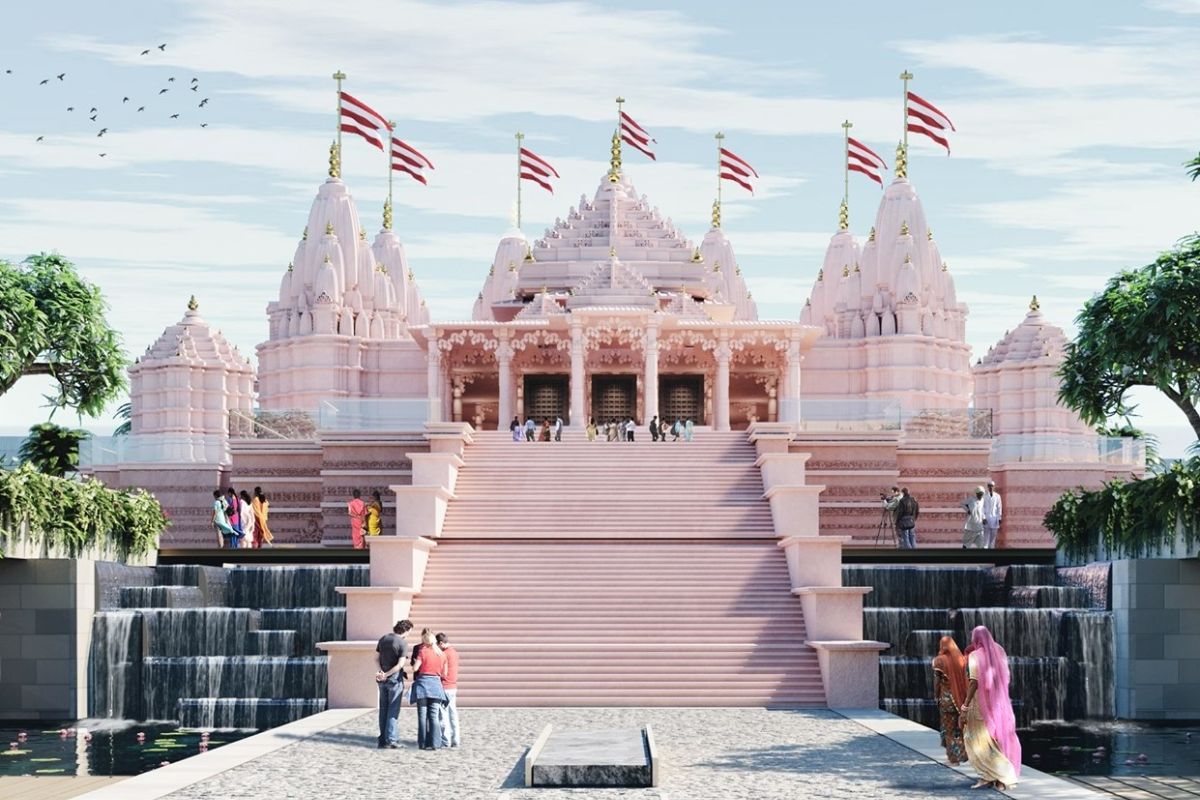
[1045,457,1200,562]
[0,253,126,417]
[1058,236,1200,441]
[19,422,90,477]
[113,401,132,437]
[0,465,166,560]
[1189,152,1200,182]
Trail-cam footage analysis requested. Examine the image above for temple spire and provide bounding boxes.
[713,131,725,228]
[608,97,624,183]
[331,70,346,177]
[898,69,913,178]
[840,120,852,230]
[515,131,525,228]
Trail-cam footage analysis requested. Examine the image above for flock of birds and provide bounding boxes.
[6,43,213,158]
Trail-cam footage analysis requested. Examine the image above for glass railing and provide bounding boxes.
[900,408,993,439]
[79,434,228,467]
[989,434,1146,466]
[317,398,430,432]
[780,398,903,431]
[229,409,318,440]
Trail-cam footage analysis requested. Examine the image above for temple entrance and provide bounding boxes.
[591,374,636,423]
[660,374,705,424]
[523,374,569,423]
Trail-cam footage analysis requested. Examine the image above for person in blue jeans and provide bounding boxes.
[374,619,413,749]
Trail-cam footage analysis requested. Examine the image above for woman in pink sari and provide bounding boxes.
[960,625,1020,789]
[347,489,366,549]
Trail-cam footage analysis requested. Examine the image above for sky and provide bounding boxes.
[0,0,1197,456]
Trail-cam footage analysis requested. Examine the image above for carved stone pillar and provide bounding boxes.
[715,330,731,432]
[643,320,659,425]
[768,380,778,422]
[451,378,464,423]
[426,345,442,423]
[569,320,585,426]
[784,331,802,423]
[496,337,513,430]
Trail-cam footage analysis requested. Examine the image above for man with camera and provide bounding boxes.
[892,487,919,549]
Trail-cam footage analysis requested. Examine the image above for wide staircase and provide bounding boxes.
[408,430,825,706]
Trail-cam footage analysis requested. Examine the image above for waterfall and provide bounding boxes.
[176,698,328,729]
[140,609,261,656]
[1058,563,1111,610]
[1009,586,1090,608]
[864,608,951,649]
[259,608,346,655]
[119,586,204,609]
[88,611,141,719]
[227,565,368,608]
[141,656,328,722]
[844,566,986,608]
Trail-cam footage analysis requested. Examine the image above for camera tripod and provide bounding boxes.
[874,504,899,548]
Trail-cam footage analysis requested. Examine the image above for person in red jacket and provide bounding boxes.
[436,632,460,748]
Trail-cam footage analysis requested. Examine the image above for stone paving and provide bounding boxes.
[166,707,1008,799]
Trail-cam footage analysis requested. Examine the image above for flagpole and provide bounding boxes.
[714,132,724,229]
[609,96,624,183]
[332,70,346,176]
[899,69,912,179]
[840,120,852,231]
[385,119,395,230]
[515,131,524,230]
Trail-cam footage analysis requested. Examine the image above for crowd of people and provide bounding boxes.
[881,480,1003,549]
[508,415,696,443]
[210,486,273,549]
[931,625,1022,790]
[375,620,460,751]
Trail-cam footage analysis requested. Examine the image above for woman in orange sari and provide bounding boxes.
[932,635,968,765]
[252,486,273,547]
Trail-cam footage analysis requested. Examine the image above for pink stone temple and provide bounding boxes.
[84,153,1144,708]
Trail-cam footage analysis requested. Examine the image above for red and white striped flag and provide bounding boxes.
[519,147,559,193]
[719,148,758,194]
[620,111,656,160]
[391,136,434,185]
[339,91,390,151]
[906,91,955,155]
[847,137,888,186]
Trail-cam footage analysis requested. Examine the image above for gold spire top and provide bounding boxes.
[942,262,949,272]
[507,260,517,272]
[853,262,861,273]
[842,265,850,277]
[359,227,367,241]
[868,226,876,243]
[712,198,721,229]
[1030,294,1041,312]
[287,262,294,272]
[903,253,912,264]
[713,260,721,272]
[609,245,617,258]
[524,244,536,263]
[323,254,331,263]
[838,199,848,231]
[382,197,393,230]
[817,267,824,282]
[899,220,910,237]
[735,264,741,276]
[324,221,334,236]
[187,295,198,312]
[488,264,495,276]
[691,247,703,263]
[895,141,907,179]
[607,131,622,183]
[328,140,341,179]
[302,226,308,241]
[927,228,934,241]
[408,268,415,280]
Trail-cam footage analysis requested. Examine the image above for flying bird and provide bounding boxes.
[89,114,97,121]
[137,106,145,112]
[89,107,97,113]
[200,123,208,128]
[98,152,106,157]
[36,135,44,142]
[97,128,107,137]
[56,73,65,80]
[169,113,179,119]
[168,76,175,82]
[122,96,129,103]
[141,49,151,56]
[158,88,168,94]
[199,98,208,107]
[5,69,12,74]
[190,85,198,91]
[66,106,74,111]
[190,77,198,83]
[158,43,167,51]
[39,78,49,85]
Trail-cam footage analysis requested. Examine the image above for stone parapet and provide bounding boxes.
[314,641,378,709]
[762,485,824,538]
[389,486,454,538]
[367,536,437,589]
[792,586,872,640]
[777,535,851,588]
[806,640,891,708]
[336,586,417,640]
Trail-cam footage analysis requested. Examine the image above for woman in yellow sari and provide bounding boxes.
[252,486,274,547]
[961,625,1020,790]
[366,491,383,537]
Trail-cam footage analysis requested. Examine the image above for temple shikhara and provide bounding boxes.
[82,88,1145,710]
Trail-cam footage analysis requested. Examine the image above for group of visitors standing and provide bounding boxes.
[375,620,461,751]
[511,416,565,442]
[931,625,1022,790]
[347,489,384,549]
[210,486,273,549]
[508,415,696,442]
[882,480,1003,549]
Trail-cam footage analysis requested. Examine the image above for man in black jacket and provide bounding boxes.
[896,487,920,550]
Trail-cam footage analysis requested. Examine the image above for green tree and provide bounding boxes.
[1188,152,1200,182]
[0,253,126,417]
[113,401,132,437]
[19,422,89,477]
[1058,235,1200,442]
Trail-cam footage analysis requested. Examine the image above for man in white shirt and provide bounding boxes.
[962,487,986,549]
[553,416,563,442]
[982,479,1003,549]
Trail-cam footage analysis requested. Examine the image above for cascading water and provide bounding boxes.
[849,563,1116,729]
[88,564,369,729]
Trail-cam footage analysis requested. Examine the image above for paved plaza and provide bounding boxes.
[164,707,1006,799]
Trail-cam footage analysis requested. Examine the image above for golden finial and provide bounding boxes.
[187,295,198,311]
[382,197,393,230]
[287,262,294,272]
[900,220,910,237]
[805,297,811,306]
[817,268,824,282]
[942,262,949,272]
[408,268,415,280]
[895,141,907,179]
[903,253,912,264]
[324,254,331,263]
[746,291,752,300]
[735,264,741,276]
[607,131,622,183]
[868,226,876,242]
[507,260,517,272]
[842,265,850,277]
[488,264,495,276]
[691,247,703,263]
[853,263,861,273]
[712,198,721,229]
[609,245,617,258]
[524,244,536,263]
[540,284,548,295]
[838,200,848,231]
[302,226,308,241]
[1030,295,1041,312]
[359,227,367,241]
[328,140,341,179]
[713,261,721,272]
[325,221,334,236]
[927,228,934,241]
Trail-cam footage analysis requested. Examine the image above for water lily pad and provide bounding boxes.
[2,749,31,756]
[143,747,167,753]
[35,768,67,774]
[29,757,62,762]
